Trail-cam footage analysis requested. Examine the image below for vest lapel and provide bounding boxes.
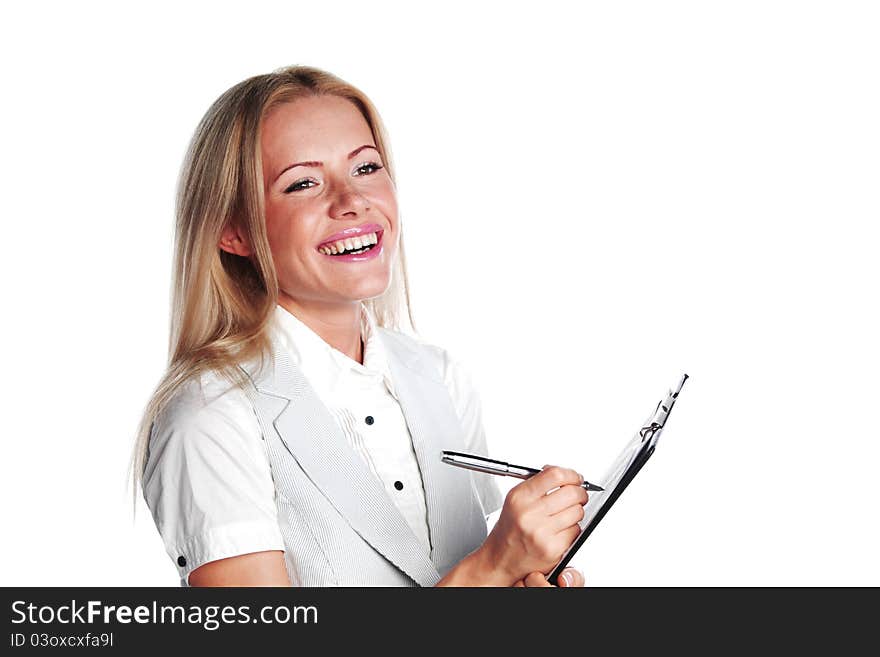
[378,329,489,576]
[241,346,442,587]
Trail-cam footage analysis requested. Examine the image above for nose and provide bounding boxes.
[327,177,370,220]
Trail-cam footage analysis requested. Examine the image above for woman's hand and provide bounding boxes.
[477,465,588,586]
[513,567,585,587]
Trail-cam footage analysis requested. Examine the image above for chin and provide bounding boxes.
[344,275,392,301]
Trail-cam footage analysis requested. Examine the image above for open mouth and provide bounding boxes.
[316,229,383,256]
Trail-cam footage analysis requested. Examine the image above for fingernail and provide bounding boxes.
[561,571,573,587]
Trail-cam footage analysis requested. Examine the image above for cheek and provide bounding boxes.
[262,201,282,245]
[262,218,288,262]
[263,204,311,261]
[373,184,399,222]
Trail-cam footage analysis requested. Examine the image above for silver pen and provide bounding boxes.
[441,451,605,492]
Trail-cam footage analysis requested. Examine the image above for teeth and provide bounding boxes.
[318,231,379,255]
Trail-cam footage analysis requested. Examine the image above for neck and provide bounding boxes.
[278,293,364,365]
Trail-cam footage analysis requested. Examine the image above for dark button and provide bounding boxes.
[365,415,374,425]
[177,556,187,567]
[394,481,404,491]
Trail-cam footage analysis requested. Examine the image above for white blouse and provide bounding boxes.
[143,302,503,585]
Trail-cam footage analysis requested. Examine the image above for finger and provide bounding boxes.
[513,579,525,588]
[541,484,589,515]
[549,502,586,533]
[520,465,583,499]
[558,524,581,548]
[523,571,553,587]
[558,568,585,588]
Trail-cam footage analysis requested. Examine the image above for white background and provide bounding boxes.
[1,1,877,586]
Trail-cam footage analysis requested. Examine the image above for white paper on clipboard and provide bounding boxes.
[547,374,689,583]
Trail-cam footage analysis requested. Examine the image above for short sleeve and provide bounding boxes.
[441,351,505,519]
[142,375,285,586]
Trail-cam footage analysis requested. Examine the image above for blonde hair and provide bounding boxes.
[128,65,417,512]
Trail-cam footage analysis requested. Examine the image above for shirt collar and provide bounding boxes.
[270,302,398,401]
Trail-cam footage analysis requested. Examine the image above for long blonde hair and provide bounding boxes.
[128,65,416,512]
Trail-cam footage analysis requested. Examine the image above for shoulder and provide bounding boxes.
[143,368,270,517]
[148,369,259,463]
[156,370,252,427]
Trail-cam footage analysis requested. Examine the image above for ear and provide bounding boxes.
[218,222,253,257]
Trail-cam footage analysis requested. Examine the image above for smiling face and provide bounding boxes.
[256,95,399,311]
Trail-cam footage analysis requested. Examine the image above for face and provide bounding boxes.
[253,95,398,310]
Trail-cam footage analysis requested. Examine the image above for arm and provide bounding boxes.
[437,552,586,587]
[435,546,515,587]
[188,550,291,587]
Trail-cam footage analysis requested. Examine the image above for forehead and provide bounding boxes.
[260,95,374,164]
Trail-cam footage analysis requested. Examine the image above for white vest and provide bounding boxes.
[240,327,489,586]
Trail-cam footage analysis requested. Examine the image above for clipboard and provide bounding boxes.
[547,374,689,585]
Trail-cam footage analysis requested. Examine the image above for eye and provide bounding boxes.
[283,178,317,194]
[354,161,384,176]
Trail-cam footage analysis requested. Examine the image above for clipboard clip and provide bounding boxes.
[639,421,663,439]
[639,374,689,441]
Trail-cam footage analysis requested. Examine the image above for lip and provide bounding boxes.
[315,222,385,249]
[316,227,385,263]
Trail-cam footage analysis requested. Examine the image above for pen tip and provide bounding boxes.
[583,483,605,492]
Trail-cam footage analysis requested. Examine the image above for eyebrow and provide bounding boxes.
[273,144,379,183]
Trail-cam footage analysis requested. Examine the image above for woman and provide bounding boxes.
[131,65,588,587]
